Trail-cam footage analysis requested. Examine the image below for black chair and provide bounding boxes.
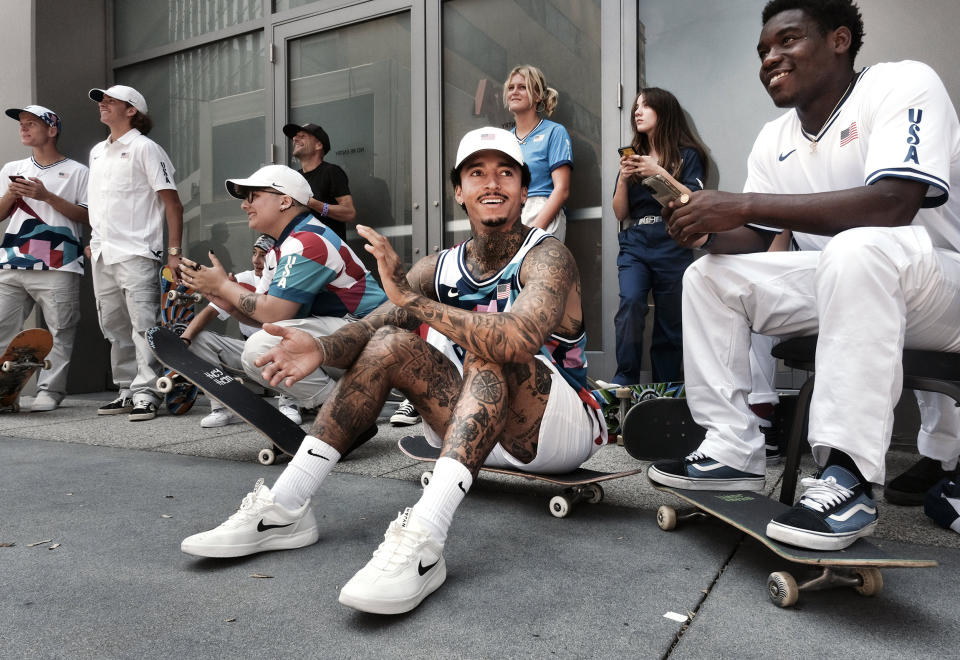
[770,335,960,504]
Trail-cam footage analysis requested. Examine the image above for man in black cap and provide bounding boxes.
[282,122,355,240]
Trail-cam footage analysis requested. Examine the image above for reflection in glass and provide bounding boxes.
[115,0,262,57]
[442,0,602,348]
[287,13,412,271]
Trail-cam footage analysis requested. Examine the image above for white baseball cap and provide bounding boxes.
[89,85,148,114]
[5,105,62,134]
[454,126,524,169]
[225,165,312,205]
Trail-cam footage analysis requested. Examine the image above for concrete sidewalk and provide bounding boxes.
[1,392,959,658]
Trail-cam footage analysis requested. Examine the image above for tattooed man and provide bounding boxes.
[180,128,608,615]
[179,164,386,413]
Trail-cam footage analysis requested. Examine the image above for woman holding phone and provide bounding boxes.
[608,87,708,386]
[503,65,572,242]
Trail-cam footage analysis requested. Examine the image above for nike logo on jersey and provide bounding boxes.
[418,560,439,575]
[778,149,796,161]
[458,481,466,493]
[257,520,294,532]
[307,448,330,460]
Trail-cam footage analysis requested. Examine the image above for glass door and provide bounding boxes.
[273,1,423,274]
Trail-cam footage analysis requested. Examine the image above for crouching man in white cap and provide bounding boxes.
[177,164,387,420]
[178,128,608,615]
[87,84,184,421]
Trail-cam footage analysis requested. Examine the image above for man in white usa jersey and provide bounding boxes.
[0,105,89,412]
[649,0,960,551]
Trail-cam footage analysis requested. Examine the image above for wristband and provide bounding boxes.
[167,247,182,256]
[321,202,329,217]
[700,233,716,251]
[181,337,192,346]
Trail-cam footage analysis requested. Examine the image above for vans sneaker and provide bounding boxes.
[338,508,446,615]
[98,396,133,415]
[766,465,877,551]
[885,457,960,506]
[31,391,62,412]
[390,400,421,426]
[277,395,302,425]
[129,401,158,421]
[181,478,319,558]
[201,408,242,428]
[648,451,765,491]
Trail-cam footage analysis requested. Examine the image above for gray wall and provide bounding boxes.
[640,0,960,192]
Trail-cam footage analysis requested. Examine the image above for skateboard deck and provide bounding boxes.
[399,434,643,518]
[621,397,705,461]
[159,266,200,414]
[590,381,685,436]
[147,325,305,464]
[651,481,937,607]
[0,328,53,412]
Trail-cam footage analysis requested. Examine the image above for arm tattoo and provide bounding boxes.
[238,293,260,316]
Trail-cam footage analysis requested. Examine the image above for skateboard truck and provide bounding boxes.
[166,290,202,304]
[2,358,51,372]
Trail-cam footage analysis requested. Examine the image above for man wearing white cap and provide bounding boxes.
[0,105,89,412]
[87,84,184,421]
[178,128,607,616]
[178,164,386,414]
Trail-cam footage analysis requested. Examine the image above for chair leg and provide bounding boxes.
[780,374,814,504]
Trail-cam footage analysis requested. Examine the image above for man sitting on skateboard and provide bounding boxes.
[179,127,607,614]
[178,165,386,418]
[648,0,960,551]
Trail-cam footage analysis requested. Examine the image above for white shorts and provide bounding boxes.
[423,352,606,474]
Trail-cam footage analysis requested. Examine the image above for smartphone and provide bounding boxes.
[642,174,685,207]
[617,145,637,158]
[8,175,24,182]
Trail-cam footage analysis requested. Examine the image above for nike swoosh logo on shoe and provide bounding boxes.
[258,520,294,532]
[307,448,330,460]
[418,560,439,576]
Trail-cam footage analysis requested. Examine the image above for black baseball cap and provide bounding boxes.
[283,122,330,154]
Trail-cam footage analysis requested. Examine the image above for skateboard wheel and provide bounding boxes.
[258,448,277,465]
[1,361,13,372]
[656,505,677,531]
[549,495,571,518]
[42,359,52,370]
[853,567,883,597]
[767,571,799,608]
[583,483,604,504]
[420,471,432,488]
[156,376,174,393]
[166,291,177,302]
[614,387,632,399]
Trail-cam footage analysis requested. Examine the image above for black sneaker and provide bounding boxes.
[129,401,158,421]
[761,424,781,466]
[885,457,960,506]
[98,396,133,416]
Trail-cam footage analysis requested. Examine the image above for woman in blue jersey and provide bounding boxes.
[610,88,708,385]
[503,65,572,242]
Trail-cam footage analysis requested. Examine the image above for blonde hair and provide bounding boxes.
[502,65,558,117]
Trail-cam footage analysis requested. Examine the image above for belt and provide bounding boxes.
[620,215,662,230]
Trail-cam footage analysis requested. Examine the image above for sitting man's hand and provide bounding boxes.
[256,323,323,388]
[357,224,414,307]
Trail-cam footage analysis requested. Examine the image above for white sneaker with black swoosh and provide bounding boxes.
[180,478,318,557]
[338,508,446,614]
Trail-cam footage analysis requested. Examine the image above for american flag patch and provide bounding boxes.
[481,133,496,141]
[497,283,510,300]
[840,122,859,146]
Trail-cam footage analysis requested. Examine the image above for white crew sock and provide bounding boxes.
[410,457,473,546]
[271,435,341,510]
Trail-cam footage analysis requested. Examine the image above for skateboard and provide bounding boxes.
[0,328,53,412]
[146,325,305,465]
[590,381,685,439]
[158,266,200,415]
[620,396,705,461]
[398,435,643,518]
[651,482,937,607]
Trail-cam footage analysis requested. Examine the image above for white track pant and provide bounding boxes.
[684,226,960,483]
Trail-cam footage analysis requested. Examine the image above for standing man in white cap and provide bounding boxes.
[282,122,355,241]
[0,105,89,412]
[87,84,184,421]
[178,128,607,616]
[177,164,386,418]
